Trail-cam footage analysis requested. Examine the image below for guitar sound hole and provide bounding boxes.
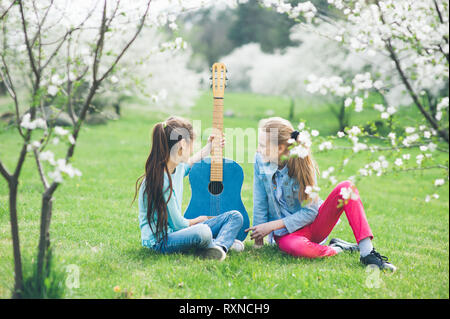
[208,181,224,195]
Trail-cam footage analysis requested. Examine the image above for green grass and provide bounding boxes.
[0,91,448,298]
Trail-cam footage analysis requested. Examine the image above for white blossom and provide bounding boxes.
[386,106,397,115]
[340,186,359,200]
[39,150,56,165]
[110,75,119,84]
[26,140,41,152]
[290,145,309,158]
[344,97,353,107]
[54,126,69,136]
[305,185,321,201]
[374,104,385,112]
[68,134,76,145]
[394,158,403,166]
[48,85,58,96]
[318,141,333,151]
[354,96,363,112]
[20,114,47,130]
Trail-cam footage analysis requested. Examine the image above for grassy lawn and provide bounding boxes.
[0,91,448,298]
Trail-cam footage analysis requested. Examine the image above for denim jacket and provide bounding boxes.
[253,152,325,244]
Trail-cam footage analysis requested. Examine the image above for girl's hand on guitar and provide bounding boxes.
[188,134,225,165]
[205,134,226,154]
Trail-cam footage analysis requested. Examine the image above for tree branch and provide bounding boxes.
[0,0,15,20]
[388,165,448,174]
[18,0,40,81]
[0,159,12,182]
[44,0,152,197]
[29,0,55,49]
[32,149,49,190]
[375,0,449,143]
[97,0,152,83]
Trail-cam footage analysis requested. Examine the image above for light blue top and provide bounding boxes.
[138,162,191,248]
[253,152,325,244]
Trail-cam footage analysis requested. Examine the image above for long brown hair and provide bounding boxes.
[132,116,194,244]
[259,117,320,203]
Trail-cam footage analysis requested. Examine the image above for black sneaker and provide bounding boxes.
[360,249,397,272]
[329,238,359,253]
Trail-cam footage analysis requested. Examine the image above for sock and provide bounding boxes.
[358,237,373,257]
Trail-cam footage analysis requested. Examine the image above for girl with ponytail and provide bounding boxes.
[246,117,396,271]
[132,116,244,261]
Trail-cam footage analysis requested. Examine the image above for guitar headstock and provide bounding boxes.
[210,62,228,98]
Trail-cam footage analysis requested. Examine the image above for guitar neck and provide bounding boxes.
[210,97,223,182]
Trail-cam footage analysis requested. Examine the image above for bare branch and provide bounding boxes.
[18,0,40,81]
[32,149,49,189]
[0,0,15,20]
[30,0,55,48]
[387,165,448,174]
[105,0,121,31]
[13,143,29,180]
[98,0,152,83]
[65,38,77,125]
[40,3,96,72]
[0,159,12,182]
[92,0,108,83]
[39,27,76,71]
[330,142,447,153]
[43,0,152,198]
[0,22,25,138]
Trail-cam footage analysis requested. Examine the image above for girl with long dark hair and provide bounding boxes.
[132,116,244,261]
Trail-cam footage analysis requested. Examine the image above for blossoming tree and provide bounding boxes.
[260,0,448,202]
[0,0,235,297]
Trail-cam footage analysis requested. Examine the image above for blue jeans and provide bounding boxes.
[152,210,244,254]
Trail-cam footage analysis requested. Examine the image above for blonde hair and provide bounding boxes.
[259,117,320,203]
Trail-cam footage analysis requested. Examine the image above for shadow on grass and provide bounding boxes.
[124,242,339,268]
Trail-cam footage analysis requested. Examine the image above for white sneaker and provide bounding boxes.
[201,245,226,261]
[230,240,245,252]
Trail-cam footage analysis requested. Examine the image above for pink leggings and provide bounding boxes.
[274,181,373,258]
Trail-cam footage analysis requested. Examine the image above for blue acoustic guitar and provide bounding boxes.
[184,62,250,241]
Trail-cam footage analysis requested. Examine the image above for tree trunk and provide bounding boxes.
[8,178,23,298]
[288,96,295,121]
[0,80,7,95]
[338,100,348,132]
[36,189,54,282]
[113,102,121,116]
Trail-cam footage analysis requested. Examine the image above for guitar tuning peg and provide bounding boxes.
[209,76,212,80]
[225,76,228,80]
